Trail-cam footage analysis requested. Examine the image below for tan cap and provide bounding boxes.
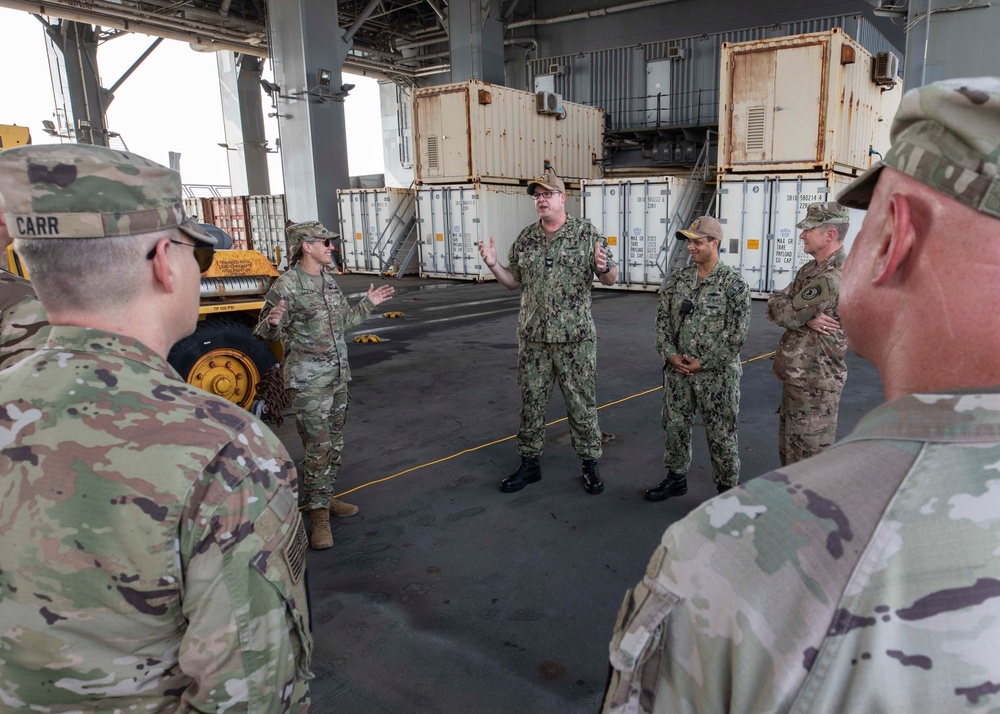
[0,144,214,246]
[676,216,723,241]
[526,167,566,196]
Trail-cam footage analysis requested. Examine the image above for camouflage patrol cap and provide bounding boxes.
[677,215,723,241]
[526,167,566,196]
[0,144,215,246]
[286,220,339,252]
[839,76,1000,217]
[796,202,851,230]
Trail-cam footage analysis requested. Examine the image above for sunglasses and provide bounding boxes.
[146,238,215,273]
[308,238,334,248]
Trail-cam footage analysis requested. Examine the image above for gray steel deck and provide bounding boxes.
[271,273,884,713]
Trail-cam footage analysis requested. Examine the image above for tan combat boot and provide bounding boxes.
[330,498,359,518]
[310,508,333,550]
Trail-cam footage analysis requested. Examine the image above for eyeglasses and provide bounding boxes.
[532,191,561,201]
[308,238,334,248]
[146,238,215,273]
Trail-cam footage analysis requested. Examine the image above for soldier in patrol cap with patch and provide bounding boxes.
[645,215,750,502]
[603,76,1000,714]
[255,220,394,550]
[766,201,850,465]
[0,144,312,711]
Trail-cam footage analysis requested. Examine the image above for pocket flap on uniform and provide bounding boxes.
[609,577,680,672]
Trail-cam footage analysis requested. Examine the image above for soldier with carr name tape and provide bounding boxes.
[255,221,394,550]
[602,76,1000,714]
[767,201,850,465]
[645,216,750,502]
[0,144,312,711]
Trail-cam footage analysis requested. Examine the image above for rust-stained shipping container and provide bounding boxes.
[183,197,212,225]
[209,196,250,251]
[718,28,902,176]
[413,80,603,185]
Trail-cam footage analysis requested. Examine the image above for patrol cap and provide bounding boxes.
[796,202,851,230]
[526,167,566,196]
[286,220,340,253]
[0,143,215,247]
[676,215,723,241]
[838,76,1000,218]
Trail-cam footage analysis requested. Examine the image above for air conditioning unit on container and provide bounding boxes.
[536,90,566,118]
[666,46,686,60]
[873,51,899,87]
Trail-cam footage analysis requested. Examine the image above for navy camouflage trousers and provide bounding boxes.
[517,339,602,460]
[662,365,741,487]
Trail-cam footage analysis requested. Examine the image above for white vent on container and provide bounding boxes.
[427,136,439,169]
[746,107,766,151]
[873,51,899,87]
[536,90,566,118]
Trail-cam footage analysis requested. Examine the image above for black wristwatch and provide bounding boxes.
[600,264,612,275]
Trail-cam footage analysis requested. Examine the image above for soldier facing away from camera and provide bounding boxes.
[0,143,312,711]
[603,76,1000,714]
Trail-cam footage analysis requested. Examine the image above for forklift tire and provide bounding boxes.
[168,318,277,410]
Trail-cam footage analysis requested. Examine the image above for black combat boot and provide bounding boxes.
[717,483,735,494]
[500,456,542,493]
[581,459,604,495]
[644,471,688,502]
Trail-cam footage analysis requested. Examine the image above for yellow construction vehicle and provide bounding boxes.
[0,124,31,150]
[6,225,282,410]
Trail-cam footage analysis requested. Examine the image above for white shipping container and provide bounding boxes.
[413,80,603,185]
[717,172,864,297]
[246,195,288,270]
[416,183,581,281]
[582,176,695,292]
[719,28,902,175]
[337,188,418,275]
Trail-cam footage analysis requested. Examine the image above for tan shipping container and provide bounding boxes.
[718,28,902,176]
[413,80,603,185]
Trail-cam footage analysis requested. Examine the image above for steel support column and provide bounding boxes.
[217,52,271,195]
[449,1,505,84]
[267,0,350,229]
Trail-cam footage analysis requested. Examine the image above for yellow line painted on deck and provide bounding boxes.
[335,350,777,497]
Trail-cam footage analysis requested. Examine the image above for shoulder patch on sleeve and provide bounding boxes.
[726,282,746,299]
[792,278,832,308]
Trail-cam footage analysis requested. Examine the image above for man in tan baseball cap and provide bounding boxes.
[646,215,750,502]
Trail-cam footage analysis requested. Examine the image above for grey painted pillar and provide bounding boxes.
[217,52,271,195]
[449,1,505,84]
[44,21,111,146]
[267,0,350,229]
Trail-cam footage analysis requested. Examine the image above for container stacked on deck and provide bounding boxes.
[716,28,902,296]
[410,79,603,281]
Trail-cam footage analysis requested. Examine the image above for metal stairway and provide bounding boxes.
[659,131,718,290]
[373,184,419,279]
